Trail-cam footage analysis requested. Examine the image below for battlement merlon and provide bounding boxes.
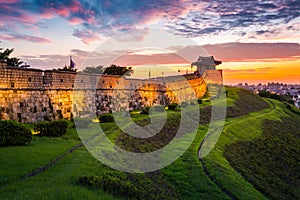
[0,61,7,68]
[191,56,222,75]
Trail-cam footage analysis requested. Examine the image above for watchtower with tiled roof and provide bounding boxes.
[191,56,222,75]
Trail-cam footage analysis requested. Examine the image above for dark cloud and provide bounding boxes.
[71,49,89,57]
[0,0,196,43]
[255,30,276,35]
[167,0,300,37]
[0,0,299,43]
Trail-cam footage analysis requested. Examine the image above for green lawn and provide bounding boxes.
[0,87,298,199]
[0,123,228,199]
[1,146,118,200]
[0,136,78,186]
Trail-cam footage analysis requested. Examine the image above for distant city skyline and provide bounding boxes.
[234,82,300,108]
[0,0,299,84]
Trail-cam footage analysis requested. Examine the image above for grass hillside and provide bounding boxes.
[0,87,299,199]
[202,88,300,200]
[225,116,300,200]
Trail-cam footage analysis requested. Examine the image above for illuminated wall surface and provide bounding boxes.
[0,62,221,123]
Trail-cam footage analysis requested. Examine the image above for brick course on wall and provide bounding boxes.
[0,63,221,123]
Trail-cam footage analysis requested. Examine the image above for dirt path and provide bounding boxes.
[0,142,83,191]
[23,143,83,179]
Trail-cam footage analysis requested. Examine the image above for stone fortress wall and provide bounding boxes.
[0,61,222,123]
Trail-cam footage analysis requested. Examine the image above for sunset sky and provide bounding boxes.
[0,0,299,84]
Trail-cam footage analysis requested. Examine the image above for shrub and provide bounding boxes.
[98,113,115,123]
[285,103,300,115]
[153,105,165,112]
[189,101,197,106]
[140,106,150,115]
[168,103,178,110]
[180,101,188,108]
[78,171,138,199]
[34,120,68,137]
[78,170,178,199]
[73,117,92,128]
[258,90,293,104]
[0,120,32,146]
[197,99,202,104]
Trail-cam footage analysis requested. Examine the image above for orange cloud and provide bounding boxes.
[221,59,300,84]
[113,53,189,66]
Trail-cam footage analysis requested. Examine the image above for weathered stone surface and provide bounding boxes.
[0,64,223,123]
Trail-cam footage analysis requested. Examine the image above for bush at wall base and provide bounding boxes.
[180,101,189,108]
[168,103,178,110]
[34,120,69,137]
[73,117,93,128]
[98,113,115,123]
[153,105,165,112]
[140,106,150,115]
[0,120,32,146]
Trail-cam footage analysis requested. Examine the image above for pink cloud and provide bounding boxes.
[39,1,82,19]
[0,34,52,43]
[69,17,84,25]
[0,0,85,26]
[1,0,20,3]
[72,29,100,45]
[0,6,37,24]
[136,1,204,26]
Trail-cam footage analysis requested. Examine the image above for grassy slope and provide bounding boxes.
[1,125,227,200]
[161,126,229,199]
[1,146,118,200]
[78,111,229,199]
[1,113,229,199]
[224,115,300,200]
[0,127,79,187]
[203,87,299,199]
[0,87,298,199]
[0,124,118,200]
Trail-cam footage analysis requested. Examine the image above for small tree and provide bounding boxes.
[0,48,14,61]
[82,65,104,74]
[0,43,28,67]
[103,64,133,76]
[7,57,23,67]
[55,56,77,72]
[56,65,77,72]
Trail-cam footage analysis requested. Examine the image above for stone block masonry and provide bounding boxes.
[0,62,221,123]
